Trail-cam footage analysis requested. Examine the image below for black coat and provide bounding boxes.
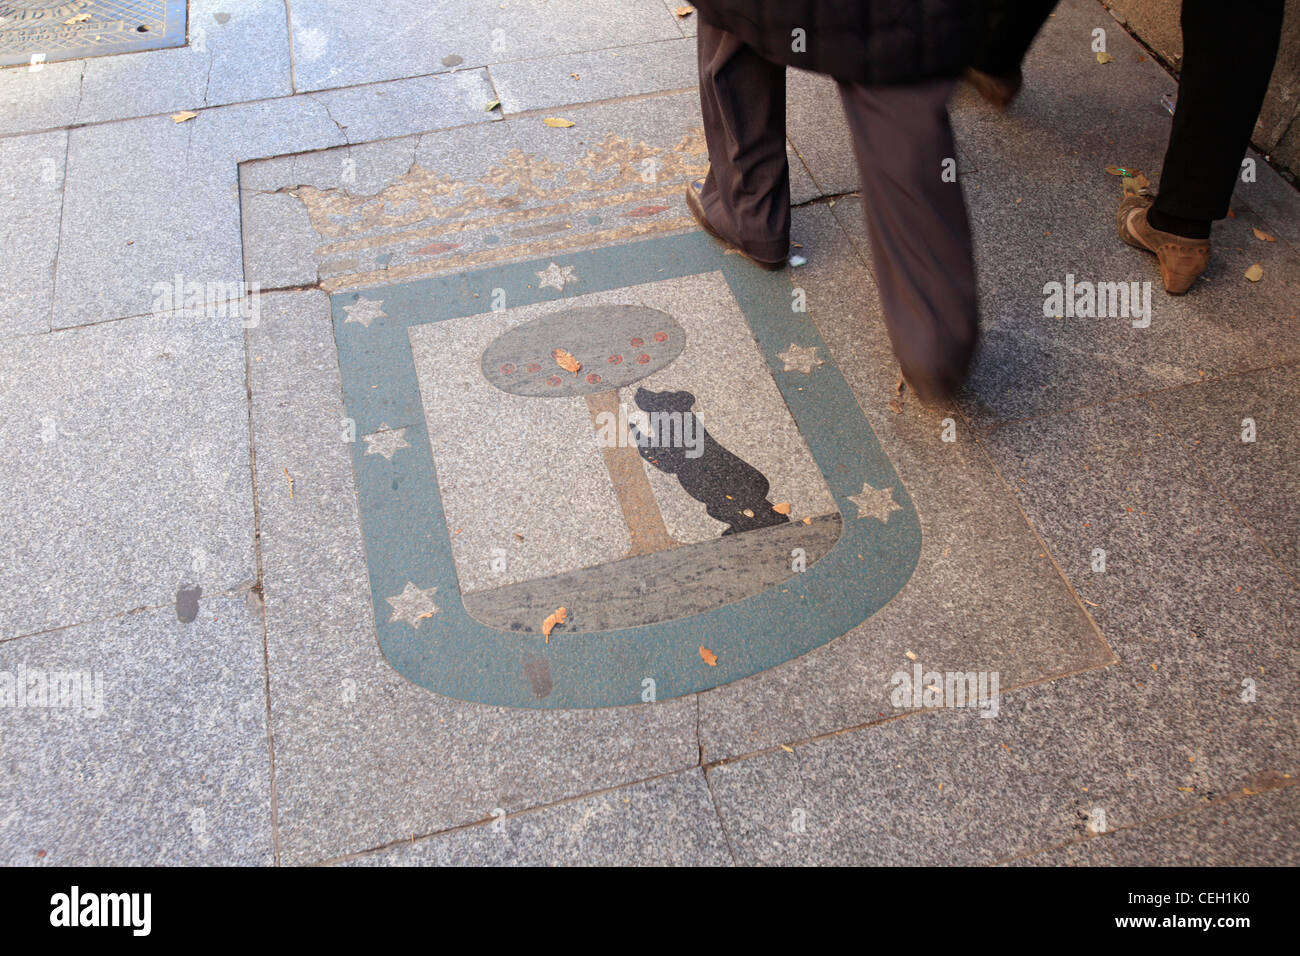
[690,0,983,86]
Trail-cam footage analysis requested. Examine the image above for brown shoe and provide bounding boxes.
[963,67,1023,111]
[685,181,786,271]
[1117,195,1210,295]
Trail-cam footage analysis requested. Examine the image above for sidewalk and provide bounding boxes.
[0,0,1296,865]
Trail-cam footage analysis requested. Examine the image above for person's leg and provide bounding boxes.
[696,20,790,264]
[1150,0,1284,236]
[836,78,978,401]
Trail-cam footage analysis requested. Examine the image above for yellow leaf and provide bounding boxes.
[780,744,794,753]
[1252,227,1276,242]
[484,100,500,112]
[675,5,696,17]
[552,347,581,374]
[772,502,791,515]
[699,645,718,666]
[542,117,575,128]
[1245,263,1264,282]
[542,606,567,642]
[1096,52,1114,64]
[171,111,198,123]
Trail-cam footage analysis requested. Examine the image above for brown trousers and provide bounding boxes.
[697,23,979,399]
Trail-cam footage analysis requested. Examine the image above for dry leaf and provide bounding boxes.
[905,650,918,661]
[741,508,754,518]
[1245,263,1264,282]
[64,13,92,24]
[888,399,903,414]
[1252,227,1276,242]
[1104,165,1125,176]
[773,502,791,515]
[542,606,567,642]
[1227,207,1237,218]
[542,117,575,128]
[675,5,695,16]
[171,111,198,123]
[699,645,718,666]
[484,100,500,112]
[802,516,811,525]
[780,744,794,753]
[1096,52,1114,64]
[1121,172,1150,195]
[552,347,582,374]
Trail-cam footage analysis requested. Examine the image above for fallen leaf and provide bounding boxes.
[742,508,755,518]
[569,72,580,80]
[802,516,811,525]
[889,399,903,414]
[1096,51,1114,64]
[1227,207,1237,218]
[484,100,500,111]
[773,501,791,515]
[64,13,91,24]
[542,117,575,128]
[171,110,198,123]
[542,606,567,642]
[675,5,695,16]
[699,645,718,666]
[780,744,794,753]
[1252,227,1276,242]
[1245,263,1264,282]
[552,347,582,374]
[1121,172,1150,195]
[905,650,918,661]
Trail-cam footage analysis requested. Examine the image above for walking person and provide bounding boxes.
[685,1,983,403]
[963,0,1286,295]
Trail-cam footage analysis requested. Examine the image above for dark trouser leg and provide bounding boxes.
[968,0,1059,77]
[836,78,978,400]
[696,20,790,263]
[1152,0,1284,226]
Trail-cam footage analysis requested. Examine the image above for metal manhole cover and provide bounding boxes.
[0,0,187,67]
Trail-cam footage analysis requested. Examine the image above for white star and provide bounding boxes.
[778,343,824,374]
[535,262,577,292]
[386,582,439,628]
[343,296,386,328]
[362,423,410,461]
[847,482,901,523]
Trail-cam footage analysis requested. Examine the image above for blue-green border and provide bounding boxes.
[331,232,921,708]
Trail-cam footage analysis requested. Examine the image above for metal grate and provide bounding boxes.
[0,0,187,67]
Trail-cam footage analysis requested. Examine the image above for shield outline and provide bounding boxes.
[333,231,921,708]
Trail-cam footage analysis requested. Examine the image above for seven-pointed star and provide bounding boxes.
[386,582,439,628]
[343,296,387,328]
[778,343,824,374]
[848,482,901,522]
[535,262,576,291]
[362,424,410,461]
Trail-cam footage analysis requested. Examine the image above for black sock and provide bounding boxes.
[1147,207,1211,240]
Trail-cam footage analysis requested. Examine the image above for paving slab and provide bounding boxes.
[0,57,83,136]
[488,38,694,114]
[240,92,709,294]
[1145,365,1300,582]
[0,129,65,336]
[708,394,1299,864]
[0,309,254,638]
[340,768,731,865]
[697,203,1112,761]
[73,0,293,126]
[0,594,273,866]
[286,0,683,93]
[247,290,700,863]
[1010,783,1300,865]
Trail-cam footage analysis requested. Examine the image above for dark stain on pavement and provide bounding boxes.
[523,655,553,698]
[176,585,202,623]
